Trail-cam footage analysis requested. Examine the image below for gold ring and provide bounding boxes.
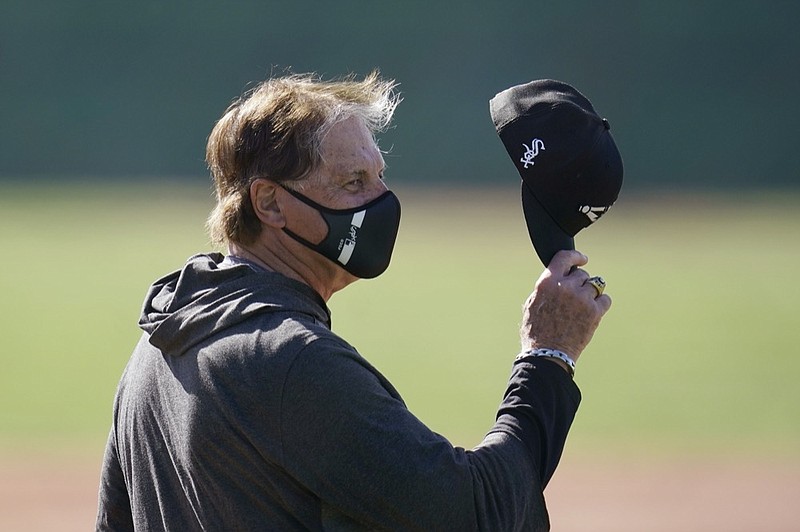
[586,276,606,297]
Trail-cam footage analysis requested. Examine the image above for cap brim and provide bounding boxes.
[521,182,574,266]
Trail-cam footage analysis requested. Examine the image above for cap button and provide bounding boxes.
[602,118,611,130]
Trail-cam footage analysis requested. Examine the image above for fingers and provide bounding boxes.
[582,276,612,314]
[579,273,612,312]
[545,250,613,309]
[522,250,613,360]
[547,250,588,277]
[595,293,612,313]
[582,275,605,296]
[570,267,591,285]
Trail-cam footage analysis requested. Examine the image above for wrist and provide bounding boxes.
[516,347,576,377]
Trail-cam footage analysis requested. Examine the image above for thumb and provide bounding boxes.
[547,249,588,276]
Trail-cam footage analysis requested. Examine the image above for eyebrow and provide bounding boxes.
[339,169,375,181]
[329,164,385,184]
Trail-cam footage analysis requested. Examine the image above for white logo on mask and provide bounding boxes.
[337,210,366,265]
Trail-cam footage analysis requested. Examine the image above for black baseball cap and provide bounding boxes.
[489,79,624,266]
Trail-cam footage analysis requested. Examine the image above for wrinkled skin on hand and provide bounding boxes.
[520,250,612,364]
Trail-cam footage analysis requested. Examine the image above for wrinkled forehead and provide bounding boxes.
[319,117,385,176]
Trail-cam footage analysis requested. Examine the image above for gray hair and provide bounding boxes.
[205,71,400,245]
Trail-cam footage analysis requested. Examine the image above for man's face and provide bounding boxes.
[281,116,388,245]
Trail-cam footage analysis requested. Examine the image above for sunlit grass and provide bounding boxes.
[2,182,798,458]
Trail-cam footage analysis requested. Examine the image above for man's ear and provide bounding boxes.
[250,179,286,228]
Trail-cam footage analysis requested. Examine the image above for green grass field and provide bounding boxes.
[1,182,798,459]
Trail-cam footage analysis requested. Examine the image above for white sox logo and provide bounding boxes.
[579,205,611,223]
[336,210,366,265]
[520,139,545,168]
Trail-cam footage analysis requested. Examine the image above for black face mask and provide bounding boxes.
[281,186,402,279]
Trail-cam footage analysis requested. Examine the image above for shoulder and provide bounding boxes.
[276,336,407,454]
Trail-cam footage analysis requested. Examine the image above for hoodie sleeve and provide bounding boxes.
[278,340,580,531]
[96,427,135,532]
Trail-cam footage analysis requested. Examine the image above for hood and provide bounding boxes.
[139,253,331,356]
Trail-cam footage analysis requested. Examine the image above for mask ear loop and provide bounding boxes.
[280,182,395,215]
[282,226,327,253]
[277,183,332,248]
[279,183,329,211]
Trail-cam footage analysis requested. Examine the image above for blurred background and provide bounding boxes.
[1,1,798,530]
[3,0,798,189]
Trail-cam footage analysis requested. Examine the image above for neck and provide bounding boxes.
[227,238,354,302]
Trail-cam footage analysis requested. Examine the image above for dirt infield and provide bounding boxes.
[1,451,798,531]
[546,454,800,532]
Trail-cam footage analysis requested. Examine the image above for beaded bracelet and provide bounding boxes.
[516,348,576,377]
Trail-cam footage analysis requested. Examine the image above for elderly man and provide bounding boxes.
[96,72,611,531]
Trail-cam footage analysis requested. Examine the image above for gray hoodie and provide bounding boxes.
[97,253,580,531]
